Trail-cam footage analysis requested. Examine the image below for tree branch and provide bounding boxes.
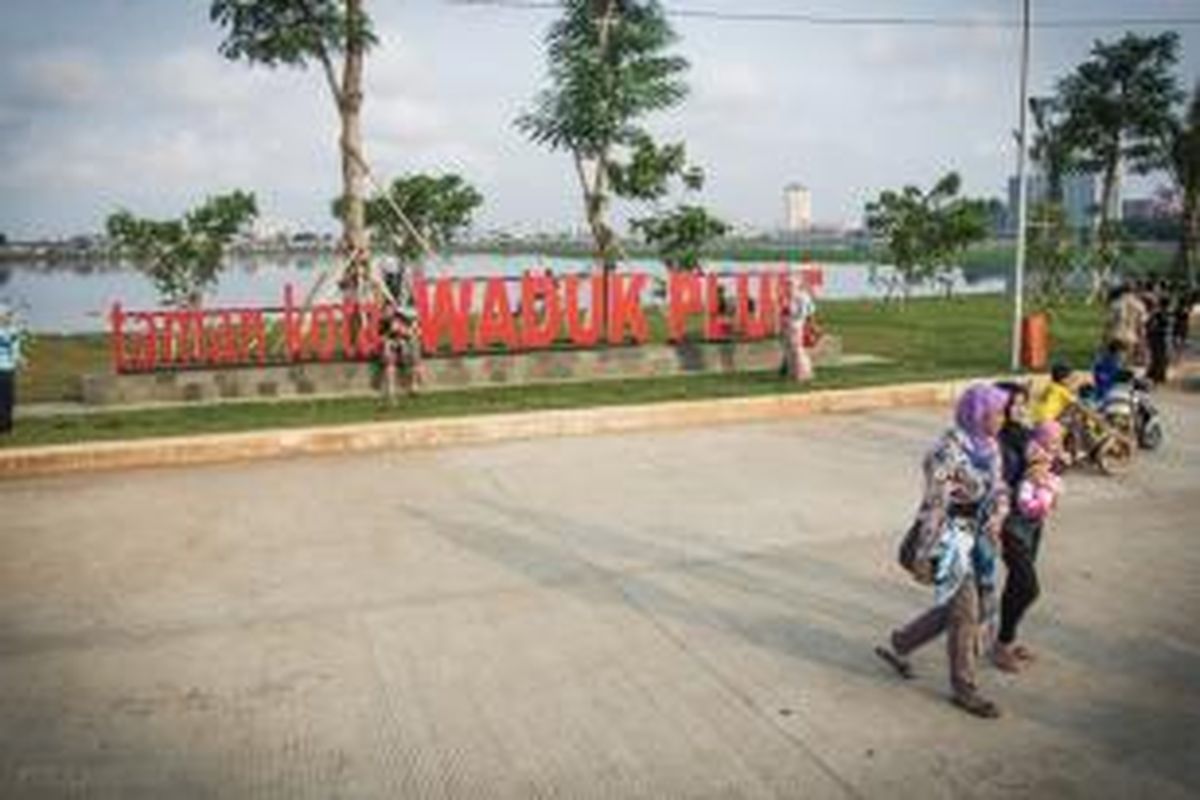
[295,0,345,107]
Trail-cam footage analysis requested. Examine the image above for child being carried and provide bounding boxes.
[1017,421,1064,521]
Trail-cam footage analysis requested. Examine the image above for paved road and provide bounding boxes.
[2,390,1198,799]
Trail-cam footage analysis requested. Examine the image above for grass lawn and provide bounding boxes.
[16,334,110,404]
[5,295,1105,449]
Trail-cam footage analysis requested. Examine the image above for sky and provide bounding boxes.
[1,0,1198,240]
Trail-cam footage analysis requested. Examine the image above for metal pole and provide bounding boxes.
[1011,0,1032,372]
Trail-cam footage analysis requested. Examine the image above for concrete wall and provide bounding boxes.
[81,336,842,406]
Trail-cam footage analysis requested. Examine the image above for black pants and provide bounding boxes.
[998,519,1042,645]
[0,370,13,434]
[1148,337,1169,383]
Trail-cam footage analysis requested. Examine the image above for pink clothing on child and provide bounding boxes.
[1017,473,1062,520]
[1017,424,1064,521]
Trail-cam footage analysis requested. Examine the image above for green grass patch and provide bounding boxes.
[16,333,110,403]
[821,295,1102,373]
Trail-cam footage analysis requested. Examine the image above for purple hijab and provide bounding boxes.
[955,383,1008,464]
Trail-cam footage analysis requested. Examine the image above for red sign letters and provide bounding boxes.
[109,266,823,373]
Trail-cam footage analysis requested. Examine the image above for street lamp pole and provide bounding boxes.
[1011,0,1032,372]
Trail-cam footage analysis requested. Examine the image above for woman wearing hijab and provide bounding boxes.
[877,383,1011,718]
[779,271,816,381]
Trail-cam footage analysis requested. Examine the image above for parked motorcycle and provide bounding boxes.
[1102,375,1164,451]
[1060,403,1135,476]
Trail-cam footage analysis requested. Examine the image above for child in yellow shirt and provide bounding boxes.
[1032,363,1077,424]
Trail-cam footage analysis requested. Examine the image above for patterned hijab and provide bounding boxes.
[954,383,1009,466]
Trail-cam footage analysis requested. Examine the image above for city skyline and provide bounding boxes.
[1,0,1198,240]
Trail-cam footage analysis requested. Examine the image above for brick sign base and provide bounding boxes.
[81,336,842,406]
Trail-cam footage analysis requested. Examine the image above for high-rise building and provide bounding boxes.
[783,183,812,232]
[1006,171,1120,232]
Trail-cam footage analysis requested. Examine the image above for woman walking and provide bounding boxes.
[876,384,1011,718]
[993,381,1061,672]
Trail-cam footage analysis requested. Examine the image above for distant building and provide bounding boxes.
[783,183,812,232]
[248,217,291,244]
[1006,171,1120,232]
[1121,197,1157,221]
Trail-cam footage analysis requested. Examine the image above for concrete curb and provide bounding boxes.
[0,377,990,480]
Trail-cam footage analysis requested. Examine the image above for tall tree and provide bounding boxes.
[210,0,376,284]
[517,0,689,271]
[1057,32,1181,293]
[865,172,990,303]
[1028,96,1075,204]
[1166,80,1200,286]
[107,192,258,307]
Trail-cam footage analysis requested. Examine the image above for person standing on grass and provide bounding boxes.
[0,301,24,435]
[876,384,1011,719]
[778,270,816,382]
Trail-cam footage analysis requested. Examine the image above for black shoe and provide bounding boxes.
[875,645,914,679]
[952,693,1001,719]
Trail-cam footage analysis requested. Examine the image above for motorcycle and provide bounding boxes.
[1059,401,1135,476]
[1101,375,1164,451]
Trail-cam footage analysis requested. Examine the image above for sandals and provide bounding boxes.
[875,646,915,680]
[991,645,1022,673]
[952,693,1002,719]
[1012,644,1037,662]
[877,645,1002,719]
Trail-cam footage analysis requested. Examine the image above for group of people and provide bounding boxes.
[876,381,1068,719]
[1104,279,1195,385]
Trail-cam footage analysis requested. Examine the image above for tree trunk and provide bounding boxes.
[1092,156,1119,302]
[573,154,612,267]
[340,0,369,291]
[576,152,616,333]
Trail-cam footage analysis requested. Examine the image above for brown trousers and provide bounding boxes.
[892,578,979,698]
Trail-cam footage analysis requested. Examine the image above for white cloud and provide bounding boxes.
[365,34,435,101]
[695,62,769,110]
[856,25,1011,72]
[22,50,105,107]
[147,48,266,111]
[4,49,107,111]
[368,95,448,147]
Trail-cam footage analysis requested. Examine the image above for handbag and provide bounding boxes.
[897,518,935,585]
[802,317,822,348]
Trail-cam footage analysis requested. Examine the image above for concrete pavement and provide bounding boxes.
[1,390,1198,798]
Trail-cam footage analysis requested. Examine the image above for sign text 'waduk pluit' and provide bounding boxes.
[108,267,823,372]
